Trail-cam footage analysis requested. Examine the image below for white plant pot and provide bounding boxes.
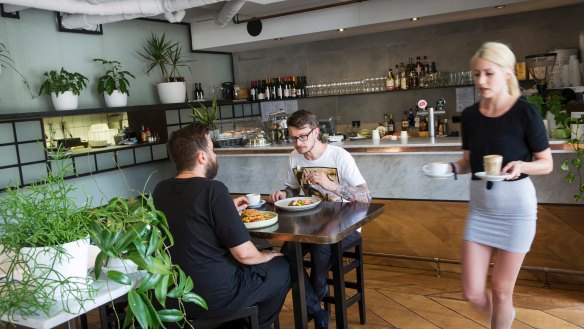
[104,257,138,274]
[19,237,90,298]
[51,91,79,111]
[104,90,128,108]
[157,81,186,104]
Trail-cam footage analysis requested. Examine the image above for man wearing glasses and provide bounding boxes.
[268,109,370,329]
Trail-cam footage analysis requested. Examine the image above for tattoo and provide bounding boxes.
[335,184,371,203]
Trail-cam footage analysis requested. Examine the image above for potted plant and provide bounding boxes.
[0,150,94,321]
[191,96,218,129]
[0,42,35,99]
[93,58,136,108]
[87,194,207,328]
[38,68,88,111]
[526,91,564,137]
[137,33,193,104]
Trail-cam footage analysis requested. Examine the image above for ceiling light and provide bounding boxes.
[338,28,344,32]
[494,5,506,9]
[274,37,283,41]
[410,17,419,21]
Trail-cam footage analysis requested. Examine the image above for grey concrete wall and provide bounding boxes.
[233,4,584,131]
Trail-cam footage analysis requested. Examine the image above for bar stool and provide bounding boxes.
[307,235,366,325]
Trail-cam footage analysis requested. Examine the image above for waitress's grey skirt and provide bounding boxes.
[463,177,537,253]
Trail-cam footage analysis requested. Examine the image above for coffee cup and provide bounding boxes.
[428,162,450,175]
[372,129,380,140]
[245,193,261,205]
[400,131,408,139]
[483,154,503,176]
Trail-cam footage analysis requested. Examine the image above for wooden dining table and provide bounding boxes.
[248,200,385,329]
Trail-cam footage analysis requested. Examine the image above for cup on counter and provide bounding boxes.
[245,193,261,205]
[400,131,408,139]
[428,162,450,175]
[372,129,380,140]
[483,154,503,176]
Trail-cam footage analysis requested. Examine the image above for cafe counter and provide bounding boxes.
[214,137,580,204]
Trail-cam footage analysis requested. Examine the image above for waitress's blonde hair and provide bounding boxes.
[471,42,520,98]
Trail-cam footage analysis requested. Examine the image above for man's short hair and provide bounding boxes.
[287,109,318,129]
[167,123,210,172]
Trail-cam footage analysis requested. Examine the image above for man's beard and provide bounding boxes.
[205,158,219,179]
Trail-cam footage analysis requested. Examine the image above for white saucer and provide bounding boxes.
[422,165,454,179]
[247,200,267,209]
[474,172,510,181]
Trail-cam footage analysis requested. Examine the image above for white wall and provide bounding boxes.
[0,9,232,114]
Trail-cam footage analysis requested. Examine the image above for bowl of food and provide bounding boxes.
[274,196,321,211]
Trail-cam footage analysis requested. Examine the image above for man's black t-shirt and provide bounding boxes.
[461,99,549,174]
[152,177,251,313]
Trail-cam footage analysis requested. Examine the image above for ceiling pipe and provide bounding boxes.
[2,4,28,13]
[232,0,366,24]
[164,10,186,22]
[53,0,227,29]
[214,0,246,27]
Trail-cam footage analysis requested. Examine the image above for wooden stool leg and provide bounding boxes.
[356,240,366,324]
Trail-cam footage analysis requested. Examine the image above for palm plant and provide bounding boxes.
[190,97,218,128]
[137,33,193,82]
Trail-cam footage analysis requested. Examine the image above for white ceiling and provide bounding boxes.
[181,0,584,52]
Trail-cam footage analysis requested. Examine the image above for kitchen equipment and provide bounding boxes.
[525,53,557,94]
[221,82,234,100]
[89,123,117,147]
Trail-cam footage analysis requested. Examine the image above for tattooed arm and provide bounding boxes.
[335,184,371,203]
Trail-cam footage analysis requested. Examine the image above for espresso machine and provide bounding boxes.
[268,110,289,143]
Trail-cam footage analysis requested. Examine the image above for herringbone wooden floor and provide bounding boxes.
[47,263,584,329]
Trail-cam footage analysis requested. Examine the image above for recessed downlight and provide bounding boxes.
[274,37,283,41]
[410,17,419,21]
[494,5,506,9]
[338,28,345,32]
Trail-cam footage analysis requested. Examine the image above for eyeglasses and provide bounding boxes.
[289,128,314,143]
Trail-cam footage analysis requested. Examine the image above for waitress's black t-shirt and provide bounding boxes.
[461,99,549,174]
[152,177,251,314]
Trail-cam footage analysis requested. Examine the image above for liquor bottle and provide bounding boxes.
[408,108,415,131]
[399,63,408,90]
[401,111,408,132]
[388,113,395,135]
[384,111,388,124]
[193,83,199,101]
[271,77,277,100]
[250,80,257,101]
[265,78,271,100]
[276,77,283,99]
[415,56,424,76]
[198,83,205,101]
[423,56,430,75]
[257,80,265,100]
[291,76,297,98]
[394,65,401,90]
[386,69,396,91]
[283,76,290,99]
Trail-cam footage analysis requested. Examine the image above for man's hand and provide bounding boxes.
[305,170,337,192]
[233,196,249,212]
[268,190,287,204]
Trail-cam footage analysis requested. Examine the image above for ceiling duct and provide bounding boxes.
[214,0,246,27]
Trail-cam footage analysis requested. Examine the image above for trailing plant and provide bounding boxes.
[87,193,207,328]
[0,149,94,322]
[39,68,89,96]
[190,97,218,128]
[560,114,584,202]
[93,58,136,95]
[137,33,193,83]
[0,42,35,98]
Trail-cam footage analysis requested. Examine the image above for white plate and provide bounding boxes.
[247,199,267,209]
[348,136,369,140]
[422,165,454,179]
[243,211,278,229]
[474,172,510,181]
[328,135,344,142]
[275,197,322,211]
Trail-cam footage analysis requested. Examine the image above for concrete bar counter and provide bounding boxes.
[215,137,581,204]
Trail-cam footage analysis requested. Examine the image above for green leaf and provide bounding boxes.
[94,251,106,280]
[560,160,569,171]
[154,274,170,307]
[182,292,208,309]
[128,291,150,329]
[157,309,184,322]
[106,270,132,285]
[137,273,162,293]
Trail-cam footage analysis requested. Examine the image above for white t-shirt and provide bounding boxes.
[285,144,367,202]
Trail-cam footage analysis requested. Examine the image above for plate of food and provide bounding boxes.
[241,209,278,229]
[274,197,321,211]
